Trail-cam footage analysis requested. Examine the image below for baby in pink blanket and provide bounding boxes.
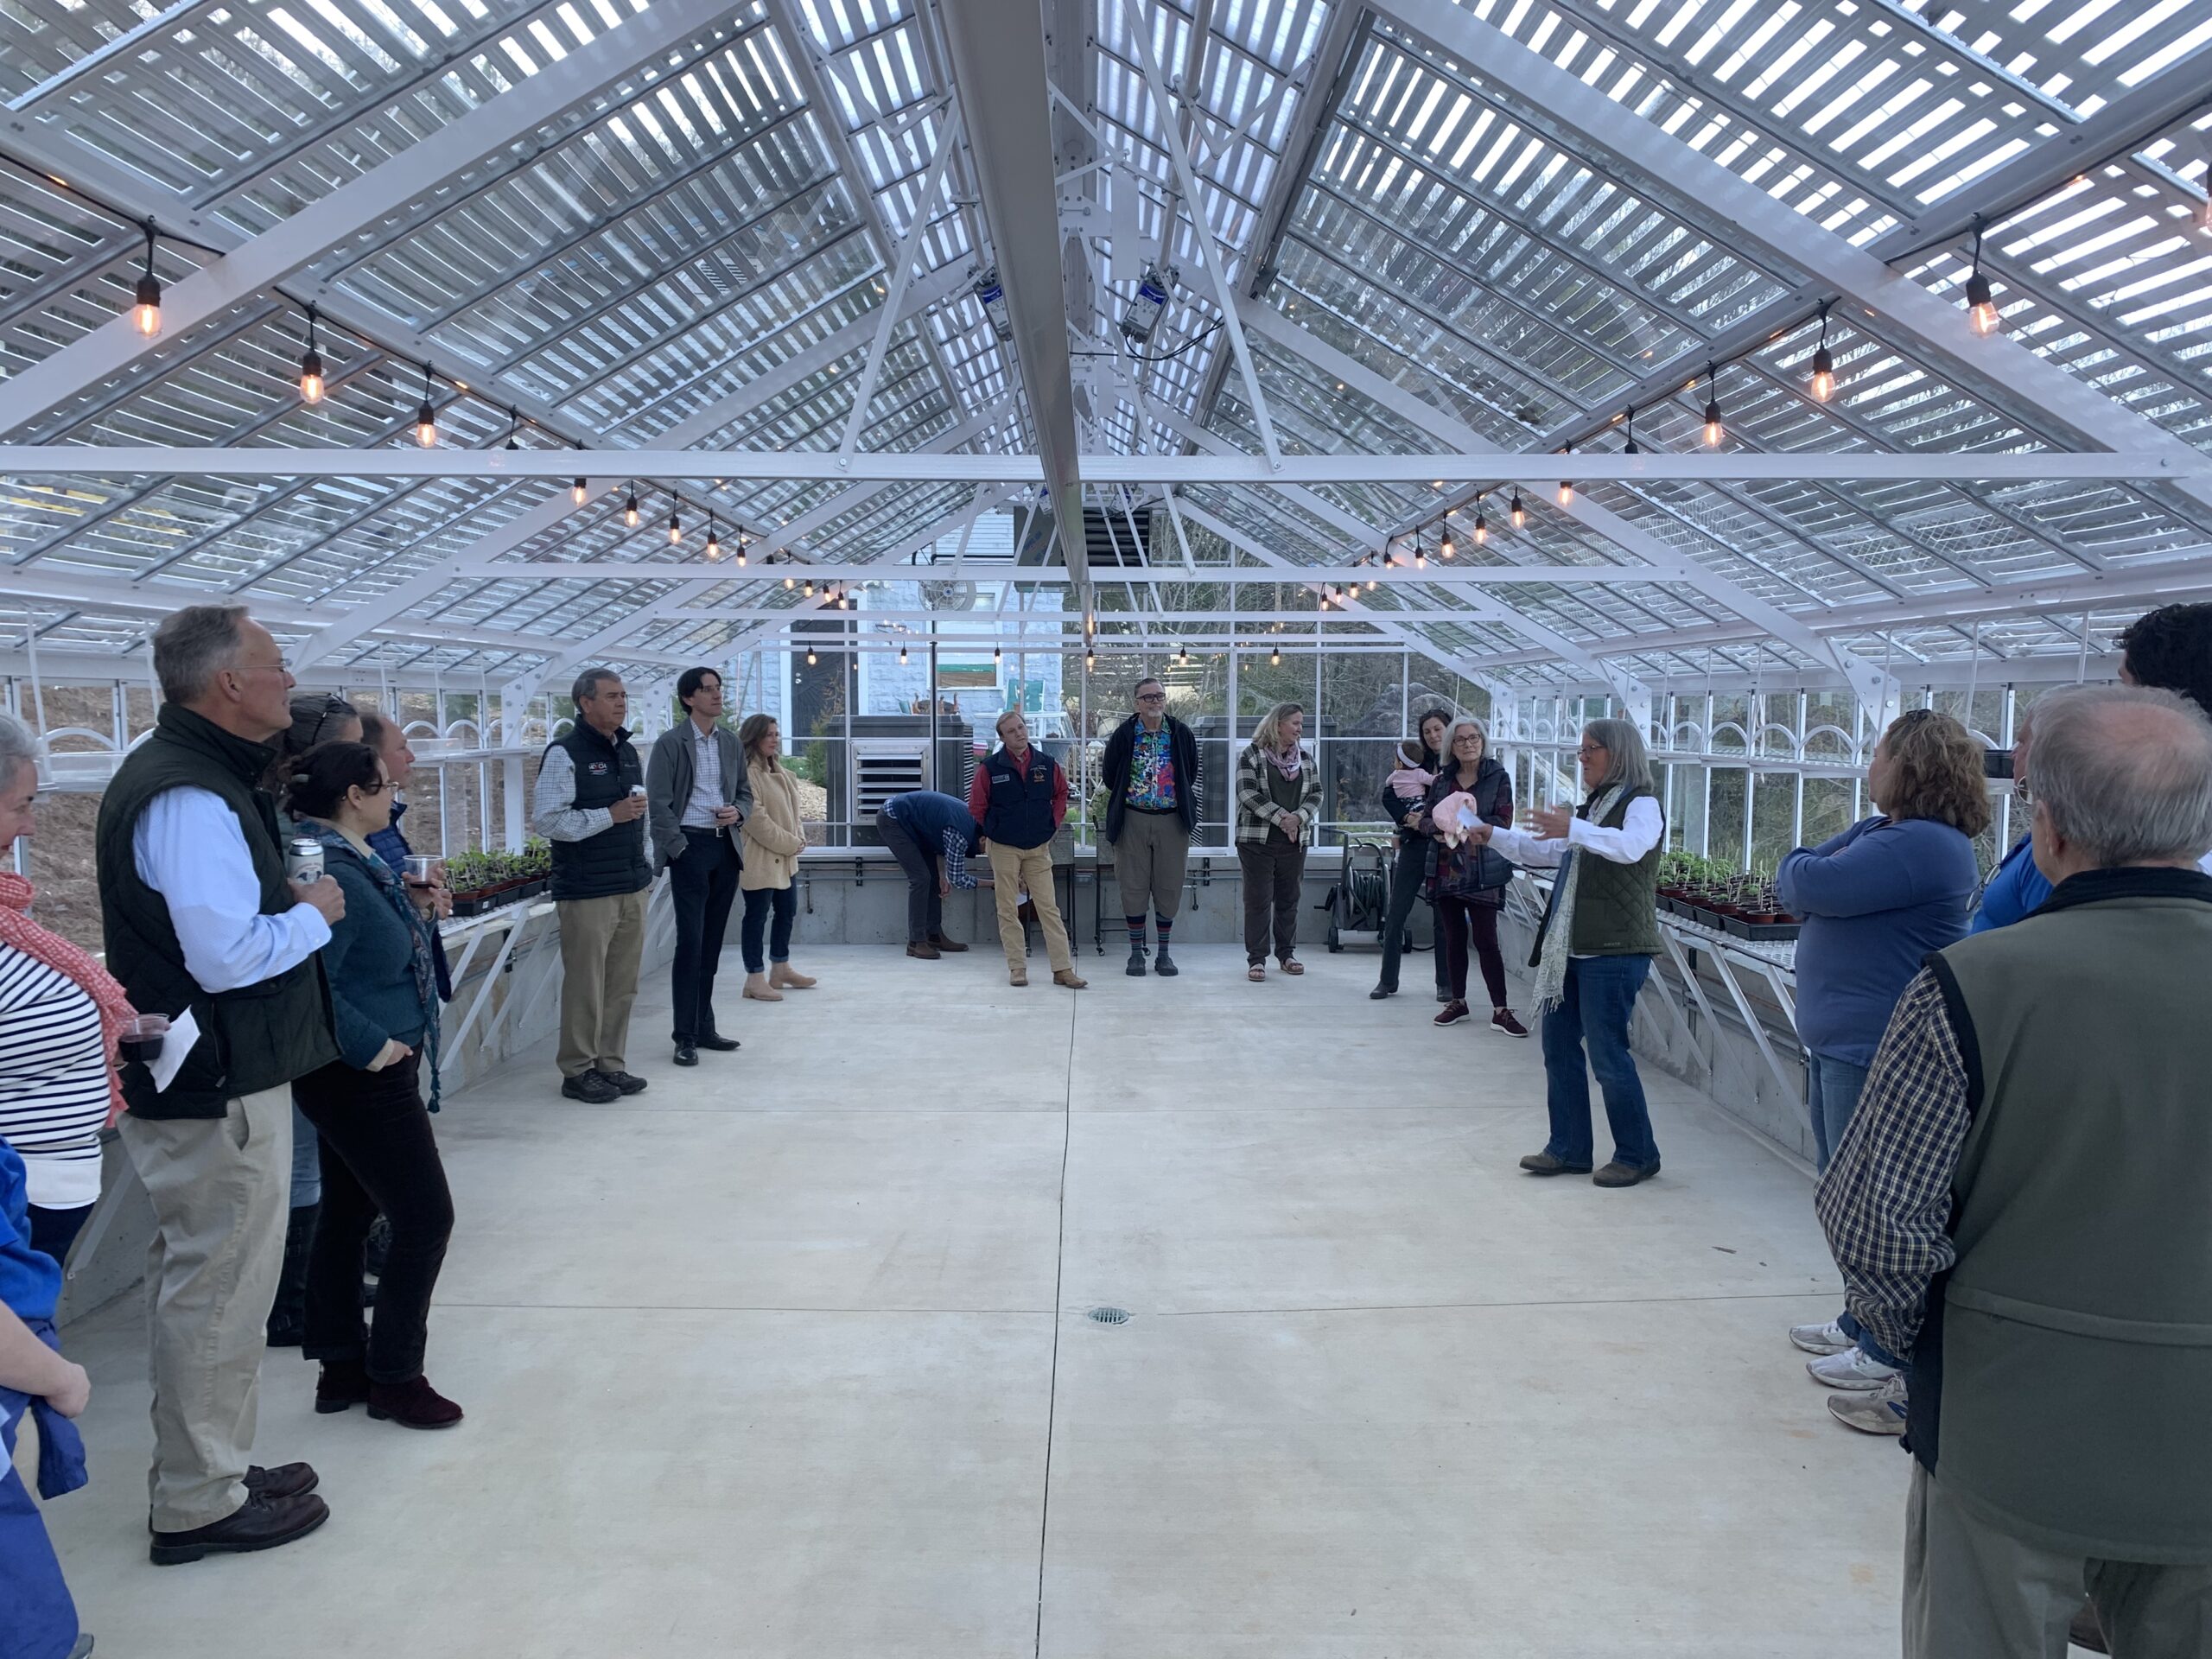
[1384,739,1433,802]
[1428,790,1488,847]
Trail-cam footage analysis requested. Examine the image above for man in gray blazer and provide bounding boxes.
[645,667,754,1065]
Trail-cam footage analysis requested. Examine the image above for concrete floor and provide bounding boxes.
[42,942,1917,1657]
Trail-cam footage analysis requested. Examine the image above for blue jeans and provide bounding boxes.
[741,885,797,973]
[1808,1054,1904,1367]
[289,1102,321,1209]
[1540,955,1659,1171]
[1806,1053,1871,1174]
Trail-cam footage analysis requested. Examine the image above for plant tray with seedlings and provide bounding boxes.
[441,842,555,918]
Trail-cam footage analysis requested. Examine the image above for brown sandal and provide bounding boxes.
[1247,963,1266,982]
[1279,957,1305,976]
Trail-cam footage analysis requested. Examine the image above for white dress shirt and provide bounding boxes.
[130,787,331,993]
[680,723,723,830]
[1488,795,1665,870]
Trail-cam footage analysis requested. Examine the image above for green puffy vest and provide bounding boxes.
[1529,785,1663,963]
[95,704,339,1119]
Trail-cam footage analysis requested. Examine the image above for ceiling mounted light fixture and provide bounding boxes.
[415,365,438,448]
[1809,300,1836,402]
[1965,215,2000,335]
[130,219,162,337]
[297,305,324,404]
[1700,362,1724,448]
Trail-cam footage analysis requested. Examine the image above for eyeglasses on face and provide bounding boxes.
[1135,691,1166,702]
[1578,741,1609,757]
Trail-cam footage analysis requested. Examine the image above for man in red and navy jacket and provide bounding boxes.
[968,709,1084,989]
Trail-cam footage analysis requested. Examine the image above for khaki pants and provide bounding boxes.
[1112,809,1191,921]
[556,888,648,1077]
[1905,1462,2212,1657]
[988,841,1072,976]
[117,1084,292,1531]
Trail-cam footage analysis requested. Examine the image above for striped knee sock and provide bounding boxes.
[1154,916,1173,950]
[1125,916,1147,949]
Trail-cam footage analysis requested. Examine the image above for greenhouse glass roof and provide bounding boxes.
[0,0,2206,698]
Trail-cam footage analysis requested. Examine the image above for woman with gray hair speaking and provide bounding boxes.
[1471,716,1666,1187]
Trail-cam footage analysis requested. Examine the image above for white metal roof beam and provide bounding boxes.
[1368,0,2212,525]
[1237,298,1892,704]
[0,0,739,440]
[286,269,973,673]
[936,0,1087,586]
[5,449,2196,483]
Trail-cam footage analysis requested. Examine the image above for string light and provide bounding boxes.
[297,304,324,404]
[785,575,796,590]
[1473,495,1488,546]
[1179,643,1190,664]
[1700,361,1724,448]
[805,648,817,666]
[1086,649,1096,670]
[734,531,747,568]
[1558,442,1574,506]
[1414,528,1427,569]
[1510,490,1527,530]
[899,645,909,665]
[414,364,438,448]
[505,406,520,451]
[1269,645,1281,666]
[1808,300,1836,402]
[668,506,682,547]
[570,476,588,507]
[623,486,639,529]
[131,219,162,337]
[704,511,721,561]
[803,578,814,598]
[993,645,1003,665]
[1440,520,1455,559]
[1965,216,2000,335]
[1621,407,1638,456]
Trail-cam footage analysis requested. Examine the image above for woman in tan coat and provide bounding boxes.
[737,713,816,1000]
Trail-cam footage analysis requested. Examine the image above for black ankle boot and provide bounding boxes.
[1126,943,1147,976]
[1153,944,1179,976]
[266,1203,317,1347]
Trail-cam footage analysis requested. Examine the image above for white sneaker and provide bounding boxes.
[1789,1318,1854,1356]
[1827,1373,1908,1435]
[1807,1345,1904,1390]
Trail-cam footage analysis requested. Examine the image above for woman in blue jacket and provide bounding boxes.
[1777,710,1986,1396]
[286,742,461,1433]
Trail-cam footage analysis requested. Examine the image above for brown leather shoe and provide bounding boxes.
[245,1462,319,1500]
[1519,1152,1593,1176]
[368,1374,464,1430]
[927,933,969,952]
[1008,967,1028,987]
[770,962,817,990]
[906,941,941,960]
[1593,1159,1661,1188]
[149,1489,330,1565]
[1052,970,1088,989]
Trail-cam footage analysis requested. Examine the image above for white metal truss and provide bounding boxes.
[0,0,739,438]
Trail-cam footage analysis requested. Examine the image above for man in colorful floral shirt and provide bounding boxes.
[1099,679,1202,978]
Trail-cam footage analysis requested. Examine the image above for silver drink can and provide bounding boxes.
[286,836,325,887]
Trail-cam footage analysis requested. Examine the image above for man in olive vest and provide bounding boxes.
[97,604,344,1563]
[1817,683,2212,1655]
[531,667,653,1103]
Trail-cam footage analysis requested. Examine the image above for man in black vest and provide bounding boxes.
[1818,685,2212,1655]
[531,668,653,1103]
[965,709,1084,989]
[96,603,343,1563]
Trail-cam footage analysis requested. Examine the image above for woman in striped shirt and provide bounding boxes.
[0,714,133,1268]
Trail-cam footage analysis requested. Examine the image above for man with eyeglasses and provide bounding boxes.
[1099,677,1201,976]
[95,604,346,1563]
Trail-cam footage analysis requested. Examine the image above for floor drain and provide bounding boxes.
[1086,1306,1130,1325]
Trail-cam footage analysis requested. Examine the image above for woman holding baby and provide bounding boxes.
[1421,716,1525,1036]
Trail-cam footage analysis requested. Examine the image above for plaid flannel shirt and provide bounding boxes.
[1233,744,1320,846]
[1814,967,1973,1363]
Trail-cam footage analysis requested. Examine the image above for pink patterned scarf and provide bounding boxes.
[0,873,137,1123]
